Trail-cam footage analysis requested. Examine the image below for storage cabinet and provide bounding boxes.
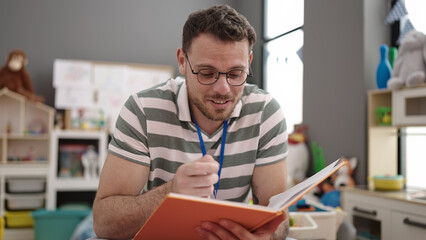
[367,89,398,185]
[391,210,426,239]
[0,88,54,240]
[367,84,426,188]
[0,88,54,165]
[392,86,426,125]
[47,130,107,209]
[342,187,426,240]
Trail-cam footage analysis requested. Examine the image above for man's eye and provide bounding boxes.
[228,70,243,78]
[199,70,216,78]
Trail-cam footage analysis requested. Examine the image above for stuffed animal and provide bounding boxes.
[387,30,426,90]
[332,157,357,189]
[0,49,44,102]
[286,125,309,188]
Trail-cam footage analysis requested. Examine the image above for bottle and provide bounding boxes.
[389,47,398,69]
[376,44,392,89]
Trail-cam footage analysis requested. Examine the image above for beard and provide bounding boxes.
[188,91,241,121]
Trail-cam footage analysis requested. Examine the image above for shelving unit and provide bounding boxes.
[47,130,107,210]
[367,84,426,187]
[0,87,54,240]
[367,89,398,186]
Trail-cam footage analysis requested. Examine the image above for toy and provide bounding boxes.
[286,125,309,188]
[332,157,357,189]
[81,145,99,179]
[387,30,426,90]
[0,50,44,102]
[315,157,357,207]
[376,44,392,89]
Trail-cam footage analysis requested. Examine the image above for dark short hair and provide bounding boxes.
[182,5,256,54]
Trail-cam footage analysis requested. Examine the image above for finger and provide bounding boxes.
[200,221,238,240]
[254,214,285,235]
[196,226,220,240]
[186,161,219,176]
[218,219,251,239]
[198,155,219,165]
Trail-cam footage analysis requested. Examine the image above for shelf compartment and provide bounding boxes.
[6,178,46,194]
[393,87,426,126]
[5,194,45,211]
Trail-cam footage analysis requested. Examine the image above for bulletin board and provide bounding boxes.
[53,59,175,132]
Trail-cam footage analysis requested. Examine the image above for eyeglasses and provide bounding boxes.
[185,55,252,86]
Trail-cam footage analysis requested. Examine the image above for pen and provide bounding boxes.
[192,114,228,199]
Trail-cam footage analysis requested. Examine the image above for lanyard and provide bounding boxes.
[192,114,228,199]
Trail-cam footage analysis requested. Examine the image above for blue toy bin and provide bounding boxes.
[31,207,91,240]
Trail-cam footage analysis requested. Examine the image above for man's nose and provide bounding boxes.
[213,73,230,95]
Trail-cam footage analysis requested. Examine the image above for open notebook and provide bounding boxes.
[133,157,348,240]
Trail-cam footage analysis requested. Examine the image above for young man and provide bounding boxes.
[93,5,289,239]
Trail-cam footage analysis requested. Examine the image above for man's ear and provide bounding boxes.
[176,48,186,75]
[249,51,253,64]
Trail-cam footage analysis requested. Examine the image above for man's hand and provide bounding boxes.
[196,214,285,240]
[172,155,219,197]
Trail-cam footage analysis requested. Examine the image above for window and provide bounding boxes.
[401,127,426,190]
[263,0,304,133]
[404,0,426,33]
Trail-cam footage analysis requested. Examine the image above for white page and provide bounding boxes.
[268,158,346,211]
[53,59,92,88]
[54,87,95,109]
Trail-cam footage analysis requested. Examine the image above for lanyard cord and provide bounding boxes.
[191,113,228,199]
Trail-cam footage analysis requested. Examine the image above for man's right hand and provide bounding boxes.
[171,155,220,197]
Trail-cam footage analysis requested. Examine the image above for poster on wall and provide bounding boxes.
[53,59,174,132]
[53,59,92,88]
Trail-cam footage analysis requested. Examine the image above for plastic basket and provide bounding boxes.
[32,208,91,240]
[0,216,4,240]
[289,212,318,239]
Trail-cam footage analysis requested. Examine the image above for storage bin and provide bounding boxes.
[289,199,346,240]
[6,195,44,211]
[32,208,92,240]
[289,212,318,239]
[6,178,45,193]
[0,216,4,239]
[4,211,34,228]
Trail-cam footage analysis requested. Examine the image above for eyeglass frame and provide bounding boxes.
[185,54,253,86]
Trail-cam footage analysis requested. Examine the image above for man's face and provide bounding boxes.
[178,33,252,122]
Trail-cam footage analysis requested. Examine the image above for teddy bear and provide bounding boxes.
[0,49,44,102]
[387,30,426,90]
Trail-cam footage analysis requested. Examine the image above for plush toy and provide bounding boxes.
[286,125,309,188]
[0,49,44,102]
[313,157,357,207]
[387,30,426,90]
[332,157,357,189]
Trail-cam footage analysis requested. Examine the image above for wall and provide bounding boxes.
[0,0,244,107]
[303,0,390,184]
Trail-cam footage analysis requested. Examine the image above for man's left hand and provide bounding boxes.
[196,214,285,240]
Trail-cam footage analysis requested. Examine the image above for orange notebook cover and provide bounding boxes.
[133,158,347,240]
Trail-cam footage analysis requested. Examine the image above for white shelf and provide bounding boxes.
[47,129,107,210]
[53,178,99,191]
[3,228,34,240]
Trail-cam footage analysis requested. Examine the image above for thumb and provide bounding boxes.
[254,214,285,235]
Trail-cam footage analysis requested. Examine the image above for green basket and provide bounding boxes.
[375,107,392,125]
[32,208,91,240]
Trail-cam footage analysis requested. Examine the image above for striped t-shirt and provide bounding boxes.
[109,77,288,202]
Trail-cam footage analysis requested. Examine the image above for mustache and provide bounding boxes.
[207,94,232,100]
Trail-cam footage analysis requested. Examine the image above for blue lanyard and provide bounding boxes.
[192,115,228,199]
